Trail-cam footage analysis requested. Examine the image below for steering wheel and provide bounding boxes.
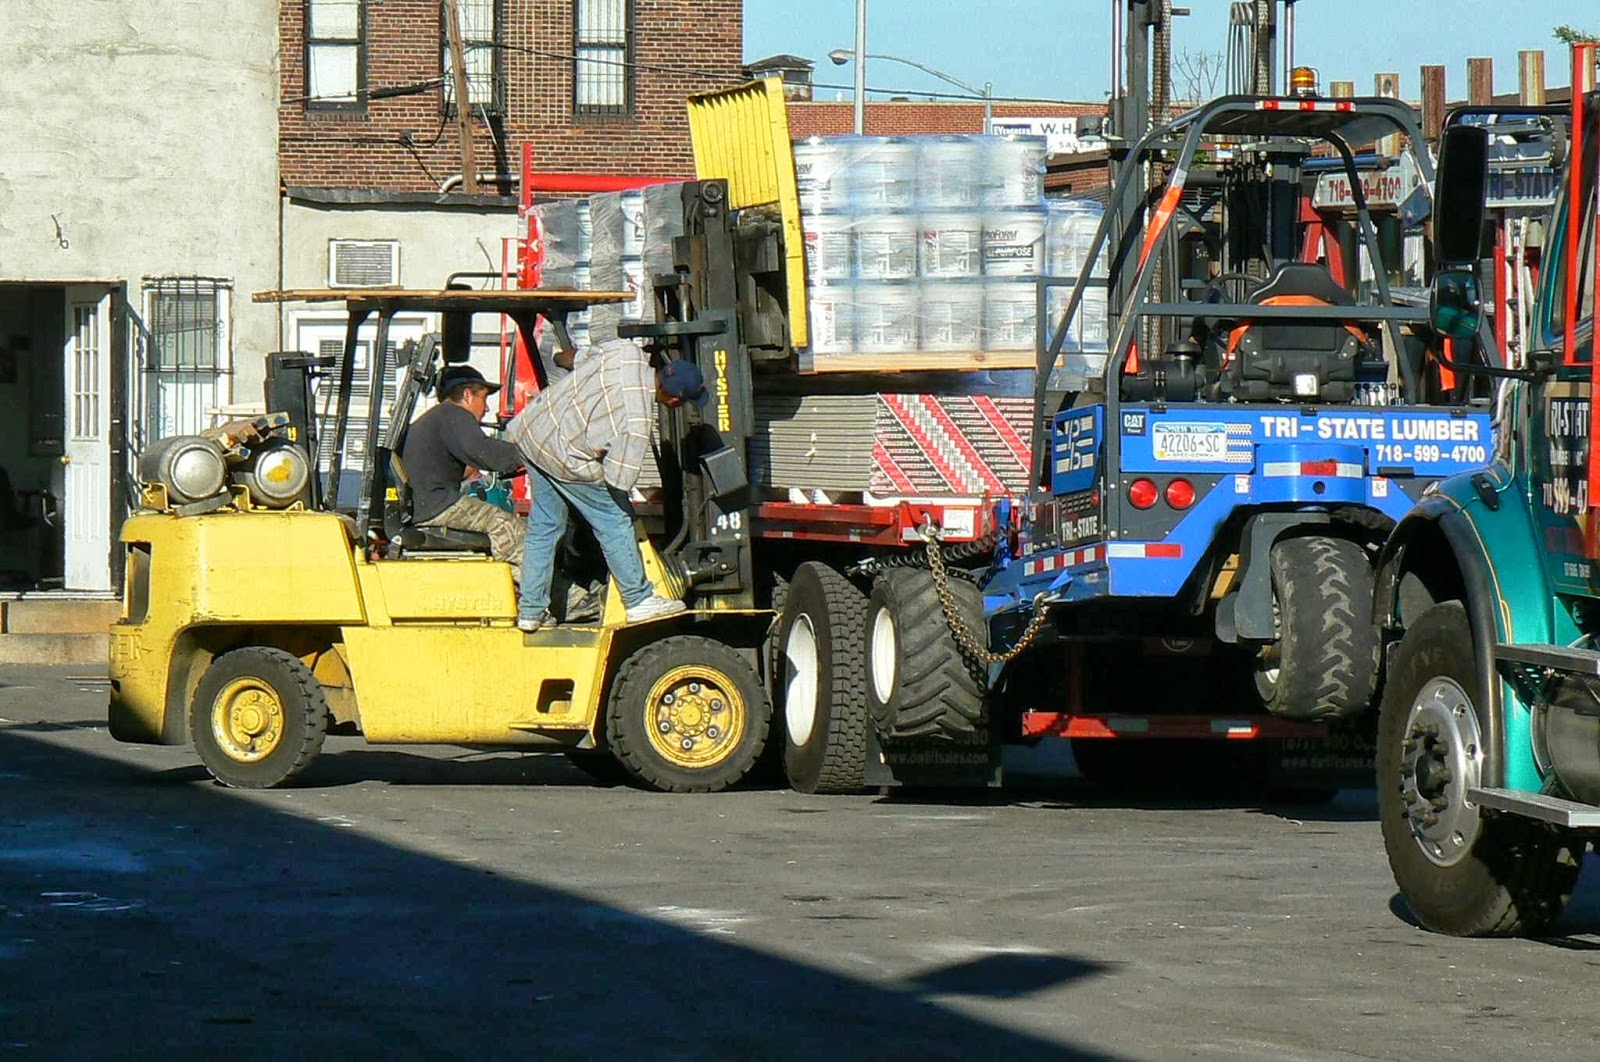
[1200,272,1263,306]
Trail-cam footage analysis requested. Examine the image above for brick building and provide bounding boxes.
[275,0,744,472]
[281,0,742,194]
[787,100,1104,140]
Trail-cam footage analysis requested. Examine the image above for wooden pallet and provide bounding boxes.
[801,350,1039,374]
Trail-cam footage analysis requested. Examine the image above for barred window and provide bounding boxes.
[442,0,502,114]
[574,0,632,117]
[141,279,232,441]
[306,0,365,108]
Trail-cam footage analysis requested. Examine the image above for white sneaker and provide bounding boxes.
[625,595,687,623]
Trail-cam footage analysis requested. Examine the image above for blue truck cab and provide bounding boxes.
[964,94,1501,780]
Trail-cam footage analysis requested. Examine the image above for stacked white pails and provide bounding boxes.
[796,133,1072,359]
[1044,198,1109,353]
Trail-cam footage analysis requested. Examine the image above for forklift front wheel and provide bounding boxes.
[190,646,330,789]
[606,636,770,793]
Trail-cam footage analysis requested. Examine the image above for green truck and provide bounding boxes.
[1377,44,1600,936]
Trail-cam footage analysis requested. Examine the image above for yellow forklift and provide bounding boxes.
[108,287,771,792]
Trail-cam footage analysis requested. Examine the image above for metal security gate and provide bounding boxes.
[139,278,232,443]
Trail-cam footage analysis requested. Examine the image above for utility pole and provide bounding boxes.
[443,0,479,193]
[852,0,867,134]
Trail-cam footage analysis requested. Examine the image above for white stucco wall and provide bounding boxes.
[281,199,520,294]
[0,1,281,406]
[279,199,520,391]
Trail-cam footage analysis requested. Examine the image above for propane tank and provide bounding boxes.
[231,438,312,509]
[138,435,227,507]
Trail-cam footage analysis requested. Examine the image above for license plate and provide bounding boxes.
[1152,423,1228,462]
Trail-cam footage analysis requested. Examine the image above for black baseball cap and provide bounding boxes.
[438,365,502,400]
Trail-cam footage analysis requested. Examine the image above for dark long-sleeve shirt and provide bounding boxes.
[401,402,523,523]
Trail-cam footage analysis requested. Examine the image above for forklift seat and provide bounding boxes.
[385,454,493,554]
[1224,262,1367,402]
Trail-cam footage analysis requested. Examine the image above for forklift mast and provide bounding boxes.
[625,178,790,609]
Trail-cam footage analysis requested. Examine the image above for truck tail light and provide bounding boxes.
[1128,478,1159,509]
[1165,479,1197,510]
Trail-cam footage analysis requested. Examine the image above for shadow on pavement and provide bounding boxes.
[0,727,1118,1060]
[885,778,1380,824]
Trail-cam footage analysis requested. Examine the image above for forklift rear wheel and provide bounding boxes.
[190,646,329,789]
[777,562,870,794]
[1377,602,1581,936]
[1254,535,1379,721]
[865,569,984,741]
[607,636,770,793]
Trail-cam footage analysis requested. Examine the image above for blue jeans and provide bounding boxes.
[518,466,653,619]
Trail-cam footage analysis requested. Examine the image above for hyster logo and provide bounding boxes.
[714,349,731,432]
[1122,411,1146,436]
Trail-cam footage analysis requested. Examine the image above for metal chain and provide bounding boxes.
[921,525,1053,667]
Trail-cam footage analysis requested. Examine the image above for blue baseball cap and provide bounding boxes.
[659,359,711,408]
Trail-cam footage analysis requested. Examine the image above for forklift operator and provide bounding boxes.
[506,339,707,633]
[401,365,528,576]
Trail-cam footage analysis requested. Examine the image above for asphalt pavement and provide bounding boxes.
[3,664,1598,1061]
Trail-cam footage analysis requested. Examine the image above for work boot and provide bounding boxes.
[564,584,601,623]
[624,595,687,624]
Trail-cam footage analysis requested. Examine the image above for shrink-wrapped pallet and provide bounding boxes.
[792,133,1052,364]
[641,181,687,281]
[536,198,583,289]
[1043,197,1109,356]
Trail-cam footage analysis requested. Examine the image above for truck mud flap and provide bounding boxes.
[865,725,1002,789]
[1215,511,1331,644]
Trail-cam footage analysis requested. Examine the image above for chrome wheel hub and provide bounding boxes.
[1399,676,1483,868]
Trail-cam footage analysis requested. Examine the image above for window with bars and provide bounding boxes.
[574,0,632,117]
[442,0,502,115]
[306,0,365,108]
[142,279,231,442]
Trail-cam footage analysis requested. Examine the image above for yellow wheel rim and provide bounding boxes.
[210,677,286,764]
[642,665,747,769]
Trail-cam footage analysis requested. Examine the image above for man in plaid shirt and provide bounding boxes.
[505,338,708,631]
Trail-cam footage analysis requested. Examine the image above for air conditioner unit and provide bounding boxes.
[328,240,400,287]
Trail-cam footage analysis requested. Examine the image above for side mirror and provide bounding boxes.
[1430,268,1483,340]
[1434,124,1490,264]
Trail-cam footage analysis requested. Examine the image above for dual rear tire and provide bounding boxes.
[773,564,990,793]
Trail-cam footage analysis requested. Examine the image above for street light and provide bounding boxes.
[827,49,994,136]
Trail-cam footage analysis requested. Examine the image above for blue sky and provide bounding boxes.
[744,0,1583,104]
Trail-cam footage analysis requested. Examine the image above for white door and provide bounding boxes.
[64,287,113,592]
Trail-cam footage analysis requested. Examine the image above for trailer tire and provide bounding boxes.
[607,635,770,794]
[777,563,870,794]
[1255,535,1379,721]
[190,646,329,789]
[865,569,984,742]
[1377,602,1581,936]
